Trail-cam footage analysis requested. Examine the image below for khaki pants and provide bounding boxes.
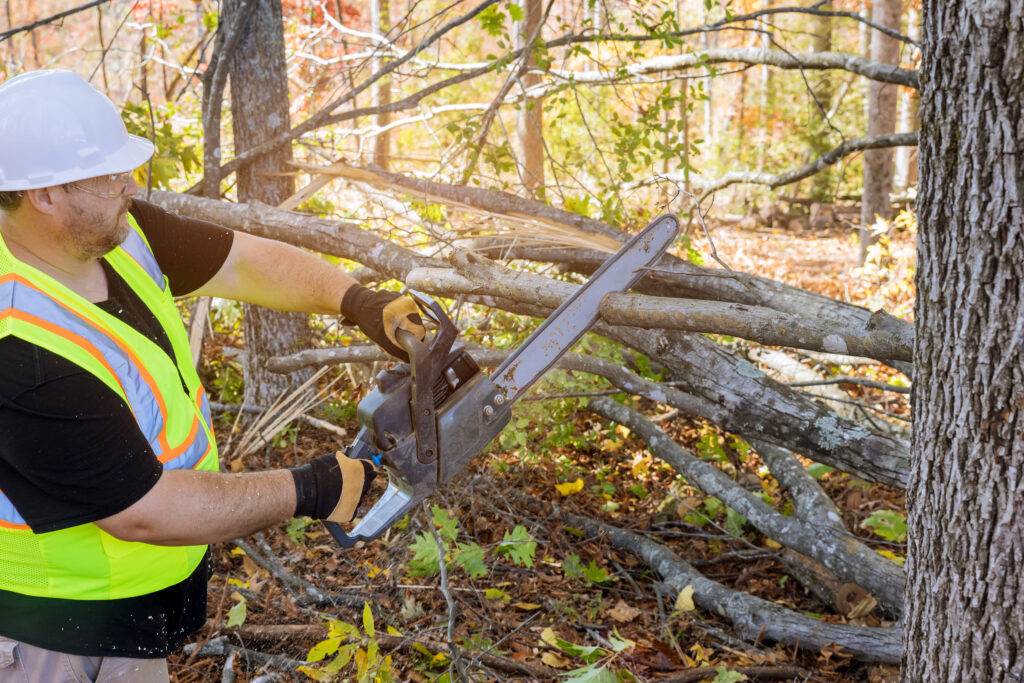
[0,637,168,683]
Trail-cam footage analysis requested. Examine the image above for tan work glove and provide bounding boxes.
[290,451,378,524]
[340,285,426,361]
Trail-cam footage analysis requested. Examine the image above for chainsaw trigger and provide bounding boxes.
[371,453,383,467]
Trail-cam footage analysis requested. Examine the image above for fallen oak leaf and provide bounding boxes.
[606,599,642,623]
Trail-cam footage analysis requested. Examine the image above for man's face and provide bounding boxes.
[57,172,138,260]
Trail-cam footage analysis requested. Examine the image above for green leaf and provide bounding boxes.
[712,666,749,683]
[362,602,375,638]
[408,532,442,576]
[285,517,313,545]
[508,2,524,21]
[725,507,747,537]
[306,636,341,663]
[225,595,247,628]
[563,662,623,682]
[861,509,907,543]
[454,542,489,578]
[497,526,537,567]
[431,505,459,543]
[806,463,834,480]
[582,561,612,585]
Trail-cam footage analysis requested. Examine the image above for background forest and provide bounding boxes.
[2,0,940,681]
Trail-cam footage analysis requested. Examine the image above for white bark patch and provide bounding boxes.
[822,334,849,354]
[814,416,843,451]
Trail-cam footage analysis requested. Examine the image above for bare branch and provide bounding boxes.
[547,48,917,88]
[0,0,108,42]
[623,131,920,198]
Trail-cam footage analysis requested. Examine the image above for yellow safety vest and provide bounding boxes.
[0,214,219,600]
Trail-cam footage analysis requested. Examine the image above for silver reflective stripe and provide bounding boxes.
[491,214,679,402]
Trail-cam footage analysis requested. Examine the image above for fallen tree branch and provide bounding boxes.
[183,636,307,674]
[750,440,845,530]
[490,479,901,662]
[403,254,913,361]
[287,164,914,360]
[586,397,904,613]
[149,192,909,487]
[268,339,908,489]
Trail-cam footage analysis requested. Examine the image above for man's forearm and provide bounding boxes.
[193,231,357,314]
[95,469,297,546]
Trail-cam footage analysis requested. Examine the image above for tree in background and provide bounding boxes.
[225,0,313,406]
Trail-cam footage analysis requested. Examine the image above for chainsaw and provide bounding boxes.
[327,214,679,547]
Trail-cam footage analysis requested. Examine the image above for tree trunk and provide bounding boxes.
[859,0,903,262]
[516,0,545,197]
[892,7,920,196]
[808,1,832,200]
[903,3,1024,681]
[226,0,313,407]
[371,0,391,170]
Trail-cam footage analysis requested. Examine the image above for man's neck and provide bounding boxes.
[0,214,109,302]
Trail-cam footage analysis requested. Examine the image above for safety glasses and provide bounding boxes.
[63,171,133,199]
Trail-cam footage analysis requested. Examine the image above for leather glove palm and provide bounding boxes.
[291,452,378,524]
[341,285,425,361]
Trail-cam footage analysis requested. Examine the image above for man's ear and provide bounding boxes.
[23,186,61,216]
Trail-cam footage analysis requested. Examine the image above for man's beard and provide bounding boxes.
[64,198,132,260]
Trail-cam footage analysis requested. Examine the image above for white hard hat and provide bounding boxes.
[0,70,154,191]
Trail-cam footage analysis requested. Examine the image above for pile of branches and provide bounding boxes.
[152,171,910,664]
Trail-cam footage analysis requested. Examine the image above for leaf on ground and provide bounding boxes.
[606,600,642,623]
[225,593,247,628]
[675,585,696,612]
[542,651,572,668]
[497,525,537,567]
[712,666,749,683]
[513,601,542,610]
[556,478,584,496]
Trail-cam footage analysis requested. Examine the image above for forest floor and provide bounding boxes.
[168,218,915,683]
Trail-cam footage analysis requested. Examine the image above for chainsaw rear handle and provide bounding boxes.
[325,294,456,547]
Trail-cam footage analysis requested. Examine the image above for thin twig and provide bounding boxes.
[0,0,108,42]
[425,502,470,681]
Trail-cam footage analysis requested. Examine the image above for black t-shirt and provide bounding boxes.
[0,197,234,657]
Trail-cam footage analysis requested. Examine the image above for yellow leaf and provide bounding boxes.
[431,652,449,665]
[229,547,246,556]
[387,625,402,636]
[763,538,782,549]
[616,425,631,439]
[600,438,622,454]
[631,454,651,478]
[542,652,571,668]
[555,478,584,496]
[606,599,642,623]
[540,627,560,648]
[675,585,696,612]
[229,457,245,473]
[513,602,542,610]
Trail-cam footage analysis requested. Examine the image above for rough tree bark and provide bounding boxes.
[226,0,312,406]
[515,0,545,196]
[859,0,902,262]
[902,2,1024,681]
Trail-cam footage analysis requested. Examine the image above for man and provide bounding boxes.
[0,70,424,681]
